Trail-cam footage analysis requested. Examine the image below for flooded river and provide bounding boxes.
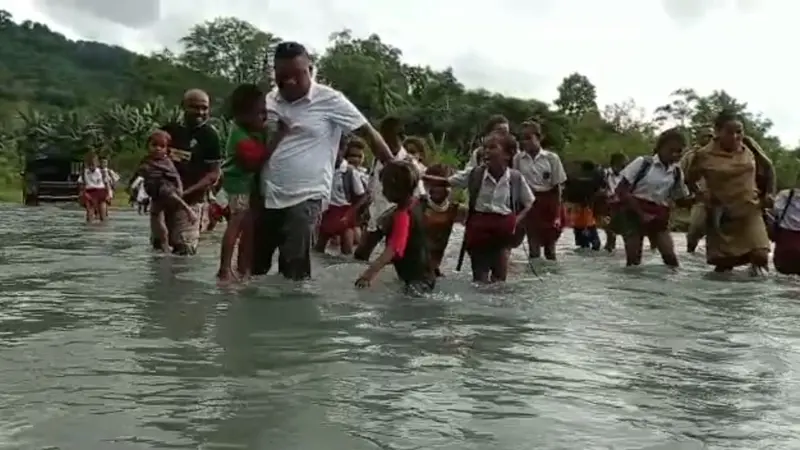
[2,203,800,449]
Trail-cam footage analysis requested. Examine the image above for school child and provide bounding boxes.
[141,130,200,251]
[78,152,110,223]
[354,116,425,261]
[564,160,604,250]
[421,164,466,276]
[512,121,567,260]
[315,141,368,255]
[343,138,371,244]
[425,133,534,283]
[599,153,628,251]
[610,128,691,267]
[217,84,284,282]
[129,175,150,214]
[770,185,800,275]
[355,160,435,293]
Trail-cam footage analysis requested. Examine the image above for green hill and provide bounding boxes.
[0,9,231,121]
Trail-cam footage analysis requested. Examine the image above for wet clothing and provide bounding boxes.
[525,189,562,244]
[155,120,222,255]
[383,201,435,290]
[222,124,268,196]
[687,142,770,267]
[771,189,800,274]
[421,198,460,274]
[143,156,182,201]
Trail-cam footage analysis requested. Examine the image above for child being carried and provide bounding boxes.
[141,129,199,251]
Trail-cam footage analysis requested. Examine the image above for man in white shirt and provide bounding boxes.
[251,41,394,280]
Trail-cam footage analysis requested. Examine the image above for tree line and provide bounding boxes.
[0,11,798,188]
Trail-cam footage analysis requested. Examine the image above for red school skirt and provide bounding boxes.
[525,189,562,243]
[319,204,356,236]
[81,188,108,207]
[465,212,516,250]
[773,228,800,275]
[610,197,671,235]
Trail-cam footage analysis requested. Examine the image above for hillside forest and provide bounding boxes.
[0,10,799,195]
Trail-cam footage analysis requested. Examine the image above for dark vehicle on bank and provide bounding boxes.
[22,148,83,206]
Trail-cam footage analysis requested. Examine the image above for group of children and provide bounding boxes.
[78,155,120,223]
[118,84,800,291]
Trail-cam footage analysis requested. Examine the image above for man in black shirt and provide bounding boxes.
[156,89,223,255]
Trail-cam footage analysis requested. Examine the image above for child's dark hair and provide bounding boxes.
[228,83,265,117]
[379,115,402,135]
[425,163,454,178]
[580,160,596,172]
[484,132,518,159]
[148,129,171,147]
[274,41,309,60]
[403,136,427,156]
[653,128,687,153]
[713,109,741,130]
[381,160,418,198]
[484,114,509,135]
[345,137,367,156]
[520,120,543,138]
[609,152,627,165]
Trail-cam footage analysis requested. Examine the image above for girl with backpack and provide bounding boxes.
[423,133,534,283]
[611,128,691,267]
[771,184,800,274]
[315,140,368,255]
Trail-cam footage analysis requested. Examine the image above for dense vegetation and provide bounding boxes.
[0,10,799,197]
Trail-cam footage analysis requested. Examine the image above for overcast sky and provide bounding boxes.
[3,0,797,145]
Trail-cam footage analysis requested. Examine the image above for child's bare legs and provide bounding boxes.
[218,210,246,282]
[235,210,254,279]
[149,205,170,252]
[339,228,356,255]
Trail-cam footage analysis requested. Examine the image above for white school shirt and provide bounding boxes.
[79,168,106,189]
[365,148,426,231]
[772,189,800,231]
[262,83,368,209]
[448,167,535,215]
[329,161,367,207]
[512,149,567,192]
[605,168,623,196]
[620,156,689,206]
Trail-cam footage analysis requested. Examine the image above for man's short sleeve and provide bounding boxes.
[328,91,368,132]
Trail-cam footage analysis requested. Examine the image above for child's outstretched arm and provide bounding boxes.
[355,208,410,288]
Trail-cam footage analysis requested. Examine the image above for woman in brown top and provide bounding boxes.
[685,111,773,272]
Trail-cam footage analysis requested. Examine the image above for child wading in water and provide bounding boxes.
[78,152,110,223]
[217,84,283,282]
[141,130,199,251]
[315,138,368,255]
[425,133,534,283]
[421,164,466,276]
[599,153,628,252]
[610,128,691,267]
[771,183,800,275]
[355,160,435,293]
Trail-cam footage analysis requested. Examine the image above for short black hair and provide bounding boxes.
[654,127,687,152]
[228,83,265,117]
[609,152,627,165]
[381,160,418,198]
[274,41,309,60]
[713,109,741,130]
[484,114,509,134]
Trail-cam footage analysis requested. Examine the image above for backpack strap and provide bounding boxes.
[777,189,797,229]
[630,156,653,191]
[509,169,523,212]
[466,166,485,214]
[342,165,356,203]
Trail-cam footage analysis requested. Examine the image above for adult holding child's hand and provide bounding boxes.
[249,40,394,281]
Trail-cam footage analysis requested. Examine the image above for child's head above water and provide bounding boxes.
[344,137,366,167]
[425,164,454,204]
[84,151,99,169]
[519,121,542,152]
[609,152,628,172]
[653,128,687,165]
[482,132,518,170]
[381,160,419,205]
[229,83,267,132]
[402,136,427,163]
[148,130,171,160]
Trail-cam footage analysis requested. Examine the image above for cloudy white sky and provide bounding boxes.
[3,0,798,144]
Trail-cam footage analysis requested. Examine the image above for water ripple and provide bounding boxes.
[1,203,800,449]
